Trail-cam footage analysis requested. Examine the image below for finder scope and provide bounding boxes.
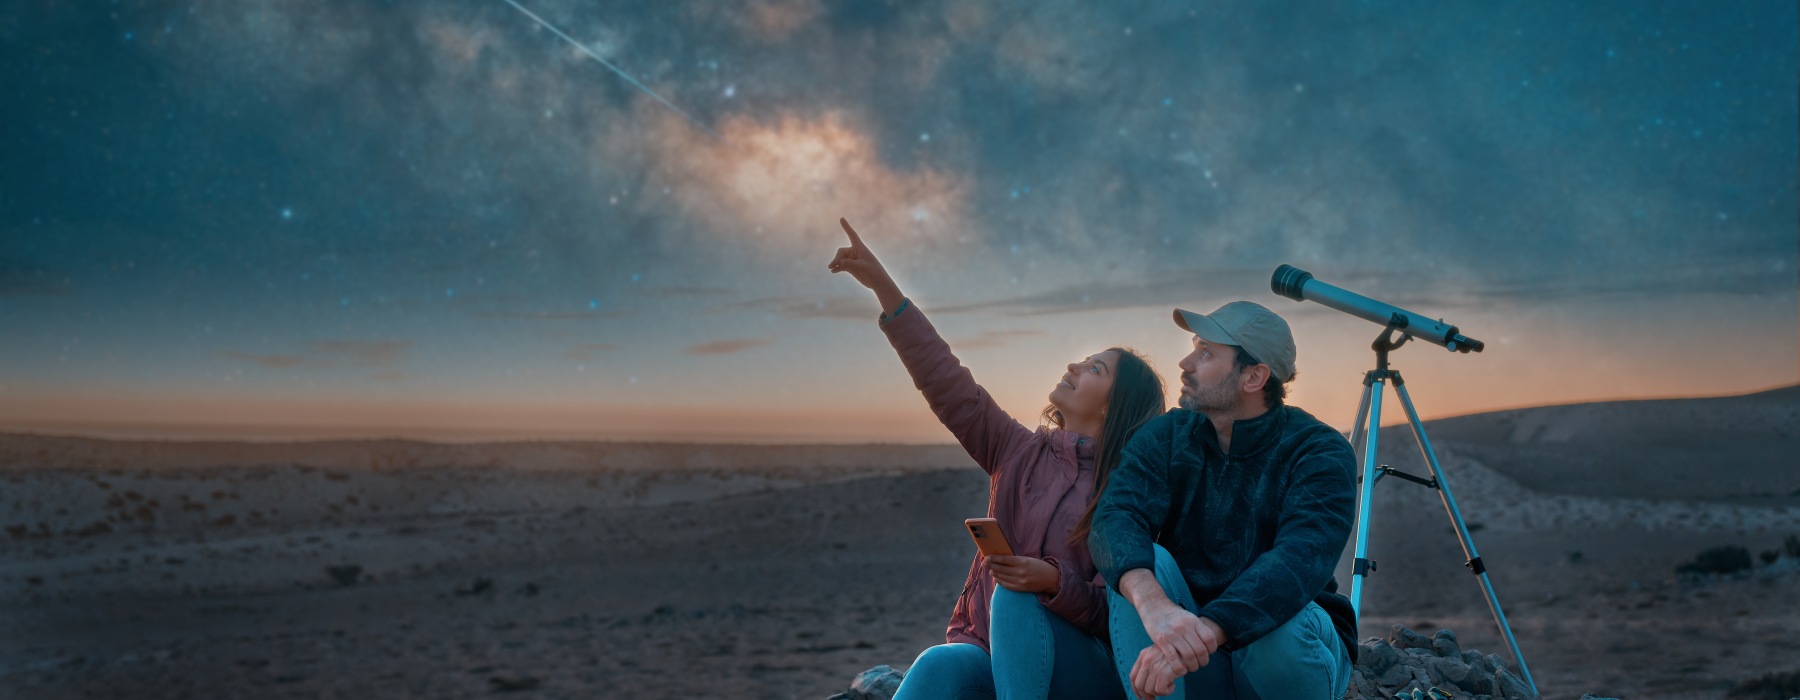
[1271,265,1484,353]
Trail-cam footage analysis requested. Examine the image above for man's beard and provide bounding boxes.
[1178,371,1238,413]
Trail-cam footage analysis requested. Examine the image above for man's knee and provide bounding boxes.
[1235,604,1346,698]
[1151,543,1177,572]
[1147,544,1194,610]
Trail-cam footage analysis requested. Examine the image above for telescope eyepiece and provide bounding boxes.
[1450,334,1485,353]
[1271,264,1313,301]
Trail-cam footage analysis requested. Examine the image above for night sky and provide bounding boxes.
[2,1,1795,442]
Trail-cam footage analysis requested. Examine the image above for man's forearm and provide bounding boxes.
[1121,567,1230,648]
[1119,568,1172,613]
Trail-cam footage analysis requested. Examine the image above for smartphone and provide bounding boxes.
[964,518,1015,557]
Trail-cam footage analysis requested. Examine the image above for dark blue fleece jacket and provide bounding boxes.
[1088,406,1358,659]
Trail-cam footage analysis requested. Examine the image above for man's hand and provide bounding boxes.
[1129,645,1182,699]
[1118,568,1227,692]
[827,218,904,315]
[1128,608,1226,699]
[1140,600,1220,672]
[984,555,1060,594]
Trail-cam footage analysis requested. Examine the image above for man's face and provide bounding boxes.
[1176,336,1242,413]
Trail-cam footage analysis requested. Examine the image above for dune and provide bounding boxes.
[2,386,1798,699]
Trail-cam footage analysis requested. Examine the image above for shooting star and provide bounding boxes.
[499,0,720,138]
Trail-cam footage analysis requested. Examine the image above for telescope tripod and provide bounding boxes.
[1347,325,1537,694]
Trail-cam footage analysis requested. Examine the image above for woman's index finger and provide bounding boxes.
[838,217,866,249]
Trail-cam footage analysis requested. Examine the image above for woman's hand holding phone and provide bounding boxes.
[985,555,1061,595]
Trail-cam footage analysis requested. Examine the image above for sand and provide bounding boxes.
[3,386,1797,699]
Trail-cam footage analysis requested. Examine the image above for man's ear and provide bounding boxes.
[1240,364,1271,395]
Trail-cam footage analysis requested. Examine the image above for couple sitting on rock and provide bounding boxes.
[829,218,1359,700]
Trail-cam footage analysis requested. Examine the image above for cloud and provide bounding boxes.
[219,352,307,370]
[929,256,1798,321]
[948,330,1047,350]
[638,286,735,299]
[711,295,877,320]
[564,343,619,362]
[685,338,771,355]
[467,309,634,321]
[932,268,1268,317]
[221,341,411,370]
[736,0,823,42]
[306,341,409,366]
[0,256,73,297]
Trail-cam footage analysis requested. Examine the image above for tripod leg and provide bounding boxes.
[1348,376,1383,616]
[1348,378,1374,459]
[1394,382,1538,696]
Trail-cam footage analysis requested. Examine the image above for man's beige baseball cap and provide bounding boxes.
[1173,301,1297,382]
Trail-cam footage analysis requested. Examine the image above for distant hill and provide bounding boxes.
[1392,385,1800,504]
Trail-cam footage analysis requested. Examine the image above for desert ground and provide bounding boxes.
[2,386,1798,699]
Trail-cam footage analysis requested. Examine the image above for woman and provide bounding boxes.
[829,218,1166,700]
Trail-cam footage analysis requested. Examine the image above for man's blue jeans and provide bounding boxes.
[891,587,1125,700]
[1106,545,1350,700]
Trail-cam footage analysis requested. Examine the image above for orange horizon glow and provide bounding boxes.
[4,380,1793,446]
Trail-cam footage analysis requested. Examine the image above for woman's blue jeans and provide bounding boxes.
[891,587,1125,700]
[1106,544,1351,700]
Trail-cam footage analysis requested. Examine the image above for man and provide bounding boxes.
[1088,301,1359,699]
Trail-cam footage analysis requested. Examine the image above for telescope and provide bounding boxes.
[1271,264,1484,353]
[1271,266,1533,692]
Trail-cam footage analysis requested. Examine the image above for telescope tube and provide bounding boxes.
[1271,265,1484,353]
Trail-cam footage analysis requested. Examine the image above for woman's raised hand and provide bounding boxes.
[828,218,905,316]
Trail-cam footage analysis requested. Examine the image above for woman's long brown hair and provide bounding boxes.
[1040,347,1167,547]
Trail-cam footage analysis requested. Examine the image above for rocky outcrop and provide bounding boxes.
[1347,626,1538,700]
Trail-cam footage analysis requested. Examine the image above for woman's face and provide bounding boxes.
[1049,349,1122,424]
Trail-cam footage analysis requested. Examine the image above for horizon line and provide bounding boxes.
[4,382,1791,447]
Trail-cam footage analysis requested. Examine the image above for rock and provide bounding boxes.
[1359,638,1400,675]
[1724,669,1800,698]
[1676,545,1752,575]
[832,665,903,700]
[1495,668,1536,700]
[1379,662,1414,687]
[1390,625,1434,651]
[454,577,495,597]
[488,676,539,692]
[1410,666,1436,692]
[325,564,362,587]
[1351,669,1383,699]
[1432,629,1462,659]
[1336,626,1568,700]
[1456,665,1498,696]
[1433,656,1473,685]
